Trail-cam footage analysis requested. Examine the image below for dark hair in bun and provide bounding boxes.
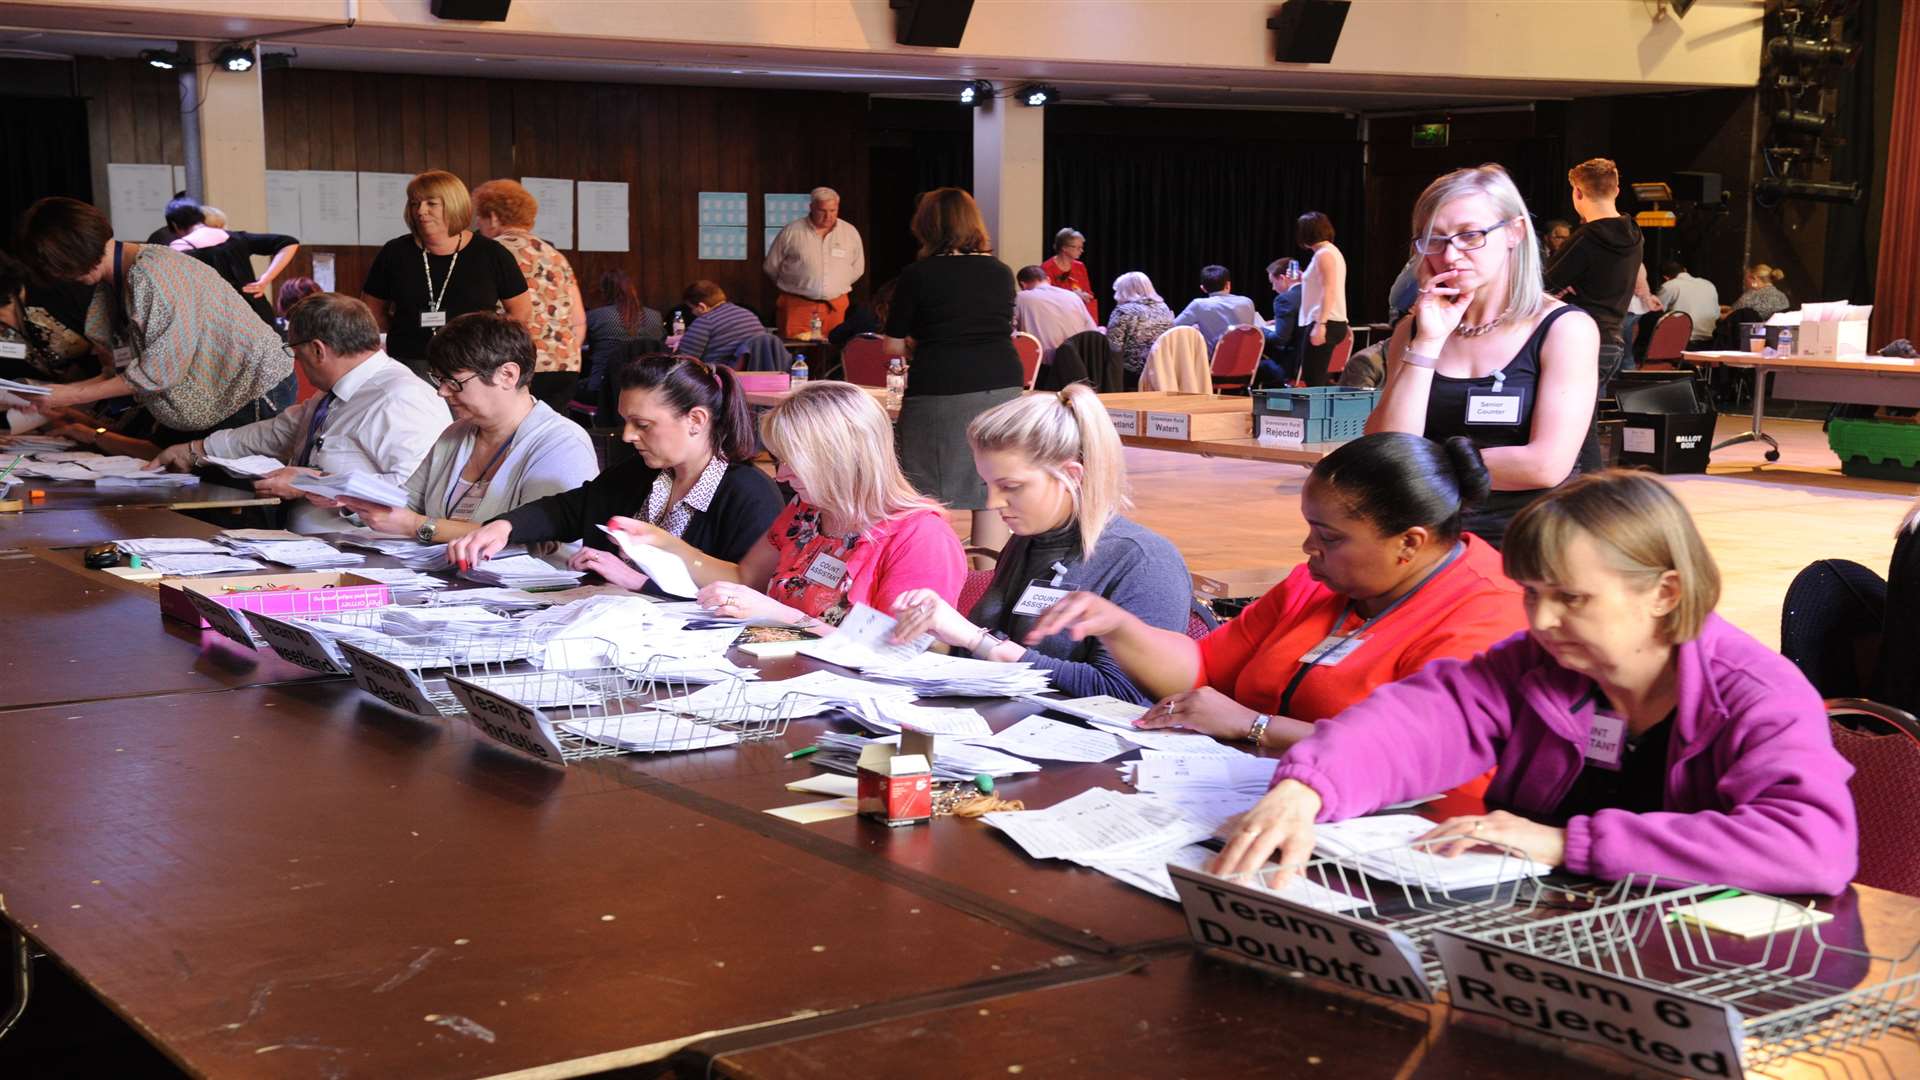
[1309,433,1490,541]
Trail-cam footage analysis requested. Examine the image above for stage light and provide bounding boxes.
[1768,35,1855,66]
[1756,176,1862,205]
[140,48,188,71]
[1774,108,1831,136]
[959,79,992,106]
[1018,83,1057,107]
[214,43,256,72]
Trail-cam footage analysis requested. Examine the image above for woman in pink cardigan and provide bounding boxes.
[1215,470,1858,896]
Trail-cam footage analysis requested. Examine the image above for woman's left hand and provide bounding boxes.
[1135,686,1261,741]
[28,383,83,411]
[334,495,424,537]
[1415,811,1567,868]
[697,581,797,624]
[889,588,977,647]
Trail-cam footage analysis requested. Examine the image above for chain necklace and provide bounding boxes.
[1453,311,1511,338]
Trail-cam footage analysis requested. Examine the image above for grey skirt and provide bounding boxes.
[897,386,1022,510]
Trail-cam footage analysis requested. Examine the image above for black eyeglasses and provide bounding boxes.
[433,371,482,394]
[1410,218,1519,257]
[281,338,313,357]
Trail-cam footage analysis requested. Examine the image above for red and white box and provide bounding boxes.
[857,730,934,827]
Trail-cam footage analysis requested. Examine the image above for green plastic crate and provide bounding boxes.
[1251,387,1381,443]
[1828,417,1920,481]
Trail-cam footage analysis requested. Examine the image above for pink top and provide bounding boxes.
[765,502,964,624]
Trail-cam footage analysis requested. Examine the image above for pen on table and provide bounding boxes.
[786,746,819,760]
[0,456,19,484]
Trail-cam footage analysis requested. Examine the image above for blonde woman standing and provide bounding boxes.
[607,381,965,634]
[890,385,1189,703]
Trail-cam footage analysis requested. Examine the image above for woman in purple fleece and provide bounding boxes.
[1215,470,1858,896]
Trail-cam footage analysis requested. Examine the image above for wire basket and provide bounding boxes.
[306,611,550,718]
[1459,876,1920,1067]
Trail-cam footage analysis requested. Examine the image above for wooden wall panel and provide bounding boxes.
[252,68,870,320]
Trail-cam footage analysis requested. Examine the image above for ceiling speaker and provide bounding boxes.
[1266,0,1350,64]
[892,0,975,48]
[431,0,512,21]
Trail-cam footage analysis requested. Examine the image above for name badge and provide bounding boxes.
[113,345,134,364]
[0,340,26,360]
[419,309,448,328]
[1012,582,1070,618]
[803,551,849,589]
[1585,710,1626,769]
[1465,391,1523,425]
[1298,633,1366,667]
[829,245,847,259]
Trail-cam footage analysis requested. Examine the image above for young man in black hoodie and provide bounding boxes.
[1545,158,1643,391]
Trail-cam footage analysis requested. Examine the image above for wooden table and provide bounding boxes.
[0,683,1111,1078]
[743,383,889,409]
[1682,350,1920,462]
[0,507,221,551]
[1121,433,1335,467]
[3,477,278,513]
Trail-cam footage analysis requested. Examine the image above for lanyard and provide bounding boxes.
[421,236,466,314]
[446,433,513,519]
[1276,541,1465,717]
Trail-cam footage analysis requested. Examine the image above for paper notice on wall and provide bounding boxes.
[301,170,360,245]
[765,193,812,227]
[520,177,574,249]
[576,181,629,252]
[106,163,176,241]
[357,171,411,247]
[311,252,336,293]
[172,165,186,193]
[266,171,304,238]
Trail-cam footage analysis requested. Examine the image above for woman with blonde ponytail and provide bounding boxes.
[890,385,1190,703]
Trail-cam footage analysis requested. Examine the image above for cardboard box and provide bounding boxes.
[159,571,391,641]
[1796,319,1870,359]
[857,729,934,827]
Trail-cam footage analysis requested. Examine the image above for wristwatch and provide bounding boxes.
[1247,713,1273,745]
[415,518,438,543]
[972,627,1011,656]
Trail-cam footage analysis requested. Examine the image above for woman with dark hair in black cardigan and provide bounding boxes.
[447,354,783,592]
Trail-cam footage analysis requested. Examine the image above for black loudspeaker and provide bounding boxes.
[891,0,975,47]
[1670,171,1723,205]
[1266,0,1350,64]
[431,0,511,20]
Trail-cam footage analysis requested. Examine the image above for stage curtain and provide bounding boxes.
[1873,1,1920,346]
[0,96,92,227]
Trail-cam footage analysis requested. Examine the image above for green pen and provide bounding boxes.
[785,745,819,760]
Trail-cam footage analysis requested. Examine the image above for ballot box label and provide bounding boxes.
[246,612,348,674]
[1146,412,1192,440]
[1259,415,1306,447]
[185,590,261,649]
[1106,408,1140,436]
[444,674,567,766]
[339,640,437,717]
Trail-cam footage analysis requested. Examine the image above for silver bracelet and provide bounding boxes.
[1248,713,1273,745]
[1401,350,1439,369]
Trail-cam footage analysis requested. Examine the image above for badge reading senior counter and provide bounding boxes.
[1465,390,1523,425]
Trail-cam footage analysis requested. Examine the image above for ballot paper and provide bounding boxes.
[558,714,740,753]
[222,538,365,569]
[428,586,550,610]
[75,455,153,476]
[806,731,1041,782]
[117,538,230,556]
[462,672,603,708]
[857,699,995,739]
[650,679,835,722]
[0,377,50,397]
[138,553,268,576]
[1022,694,1149,727]
[858,651,1054,698]
[380,604,509,635]
[95,472,201,488]
[1083,844,1366,912]
[1123,752,1277,795]
[594,523,699,597]
[974,715,1133,763]
[1135,788,1263,836]
[795,603,933,669]
[1314,814,1549,888]
[347,567,449,592]
[460,554,584,590]
[983,787,1215,863]
[201,454,287,478]
[289,471,411,508]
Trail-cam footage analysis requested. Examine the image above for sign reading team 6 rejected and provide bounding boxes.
[1433,930,1744,1077]
[1170,865,1432,1004]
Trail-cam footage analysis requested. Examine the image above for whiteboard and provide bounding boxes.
[300,171,359,246]
[106,163,175,241]
[357,171,412,247]
[520,177,574,250]
[265,171,304,238]
[576,181,629,252]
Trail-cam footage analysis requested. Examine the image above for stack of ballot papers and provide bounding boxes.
[1122,750,1277,795]
[985,787,1215,862]
[1025,694,1248,757]
[459,671,604,708]
[0,377,50,399]
[114,537,266,576]
[326,533,501,571]
[216,534,364,569]
[649,678,838,722]
[431,586,552,611]
[1091,843,1367,912]
[558,714,740,753]
[1313,814,1549,888]
[861,652,1053,698]
[795,603,933,668]
[289,472,410,508]
[459,555,583,590]
[971,715,1134,762]
[96,471,200,487]
[345,567,449,592]
[201,454,285,478]
[843,698,994,739]
[0,434,74,452]
[808,731,1041,782]
[380,604,509,636]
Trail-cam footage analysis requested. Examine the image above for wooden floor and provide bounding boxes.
[1044,416,1910,651]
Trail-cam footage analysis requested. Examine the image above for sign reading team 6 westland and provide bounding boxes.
[1433,930,1745,1077]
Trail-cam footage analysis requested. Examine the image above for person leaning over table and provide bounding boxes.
[472,179,588,412]
[0,249,97,385]
[146,293,450,534]
[446,354,782,590]
[15,197,293,442]
[602,381,964,634]
[1367,163,1599,550]
[320,312,596,547]
[1029,431,1525,756]
[886,385,1189,703]
[361,170,532,379]
[1211,470,1859,897]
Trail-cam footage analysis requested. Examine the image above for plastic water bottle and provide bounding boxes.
[886,357,906,410]
[790,354,809,386]
[808,310,824,342]
[671,312,686,337]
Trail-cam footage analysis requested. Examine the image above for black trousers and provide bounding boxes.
[1298,321,1349,387]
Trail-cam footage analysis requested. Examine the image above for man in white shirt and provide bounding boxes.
[763,186,865,341]
[1172,264,1260,352]
[1014,265,1097,361]
[150,293,451,534]
[1656,261,1720,343]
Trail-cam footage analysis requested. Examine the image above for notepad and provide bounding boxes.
[1673,894,1833,939]
[764,797,860,824]
[785,774,859,798]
